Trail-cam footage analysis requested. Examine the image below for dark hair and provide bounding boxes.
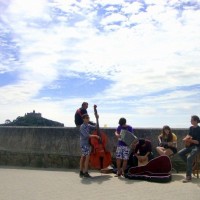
[191,115,200,123]
[82,114,89,119]
[161,125,173,142]
[119,118,126,126]
[82,102,88,107]
[139,138,145,146]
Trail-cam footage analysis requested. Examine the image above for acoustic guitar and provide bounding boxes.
[183,135,192,147]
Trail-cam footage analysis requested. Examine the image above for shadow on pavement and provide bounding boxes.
[81,174,113,184]
[171,174,185,181]
[172,173,200,185]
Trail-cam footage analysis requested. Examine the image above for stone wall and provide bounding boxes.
[0,126,188,170]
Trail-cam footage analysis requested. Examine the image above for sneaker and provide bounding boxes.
[182,176,192,183]
[123,173,128,178]
[79,171,84,178]
[115,171,122,177]
[83,172,91,178]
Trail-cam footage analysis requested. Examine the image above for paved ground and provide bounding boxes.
[0,167,200,200]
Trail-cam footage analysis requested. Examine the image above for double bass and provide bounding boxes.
[89,105,112,170]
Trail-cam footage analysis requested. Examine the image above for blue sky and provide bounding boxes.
[0,0,200,128]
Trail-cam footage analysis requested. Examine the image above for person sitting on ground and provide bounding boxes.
[129,138,154,167]
[156,125,177,156]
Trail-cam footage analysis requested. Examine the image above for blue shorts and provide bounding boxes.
[81,145,90,156]
[116,145,130,160]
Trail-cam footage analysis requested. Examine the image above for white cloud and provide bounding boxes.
[100,13,127,25]
[122,1,144,14]
[7,0,48,18]
[95,0,125,6]
[0,0,200,127]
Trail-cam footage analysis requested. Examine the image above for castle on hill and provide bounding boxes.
[25,110,42,118]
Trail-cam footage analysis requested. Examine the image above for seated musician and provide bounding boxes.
[156,125,177,156]
[178,115,200,183]
[129,138,154,167]
[115,117,134,177]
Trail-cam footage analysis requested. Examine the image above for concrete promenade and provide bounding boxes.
[0,167,200,200]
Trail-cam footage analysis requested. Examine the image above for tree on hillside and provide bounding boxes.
[0,111,64,127]
[5,119,11,124]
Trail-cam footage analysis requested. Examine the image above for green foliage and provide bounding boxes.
[0,115,64,127]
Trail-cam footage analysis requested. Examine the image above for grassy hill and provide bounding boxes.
[0,111,64,127]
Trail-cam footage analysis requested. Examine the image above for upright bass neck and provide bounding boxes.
[94,104,100,135]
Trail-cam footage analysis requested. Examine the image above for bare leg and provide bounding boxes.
[84,155,90,173]
[122,160,127,175]
[156,146,165,155]
[165,149,173,156]
[116,158,122,175]
[80,156,86,172]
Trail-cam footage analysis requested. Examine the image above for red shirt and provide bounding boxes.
[134,140,152,156]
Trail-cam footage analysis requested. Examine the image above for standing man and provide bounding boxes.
[115,117,134,177]
[178,115,200,183]
[74,102,88,127]
[79,114,99,178]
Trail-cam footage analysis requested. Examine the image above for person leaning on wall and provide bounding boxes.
[74,102,89,127]
[74,102,96,127]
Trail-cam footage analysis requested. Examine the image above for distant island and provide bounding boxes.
[0,110,64,127]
